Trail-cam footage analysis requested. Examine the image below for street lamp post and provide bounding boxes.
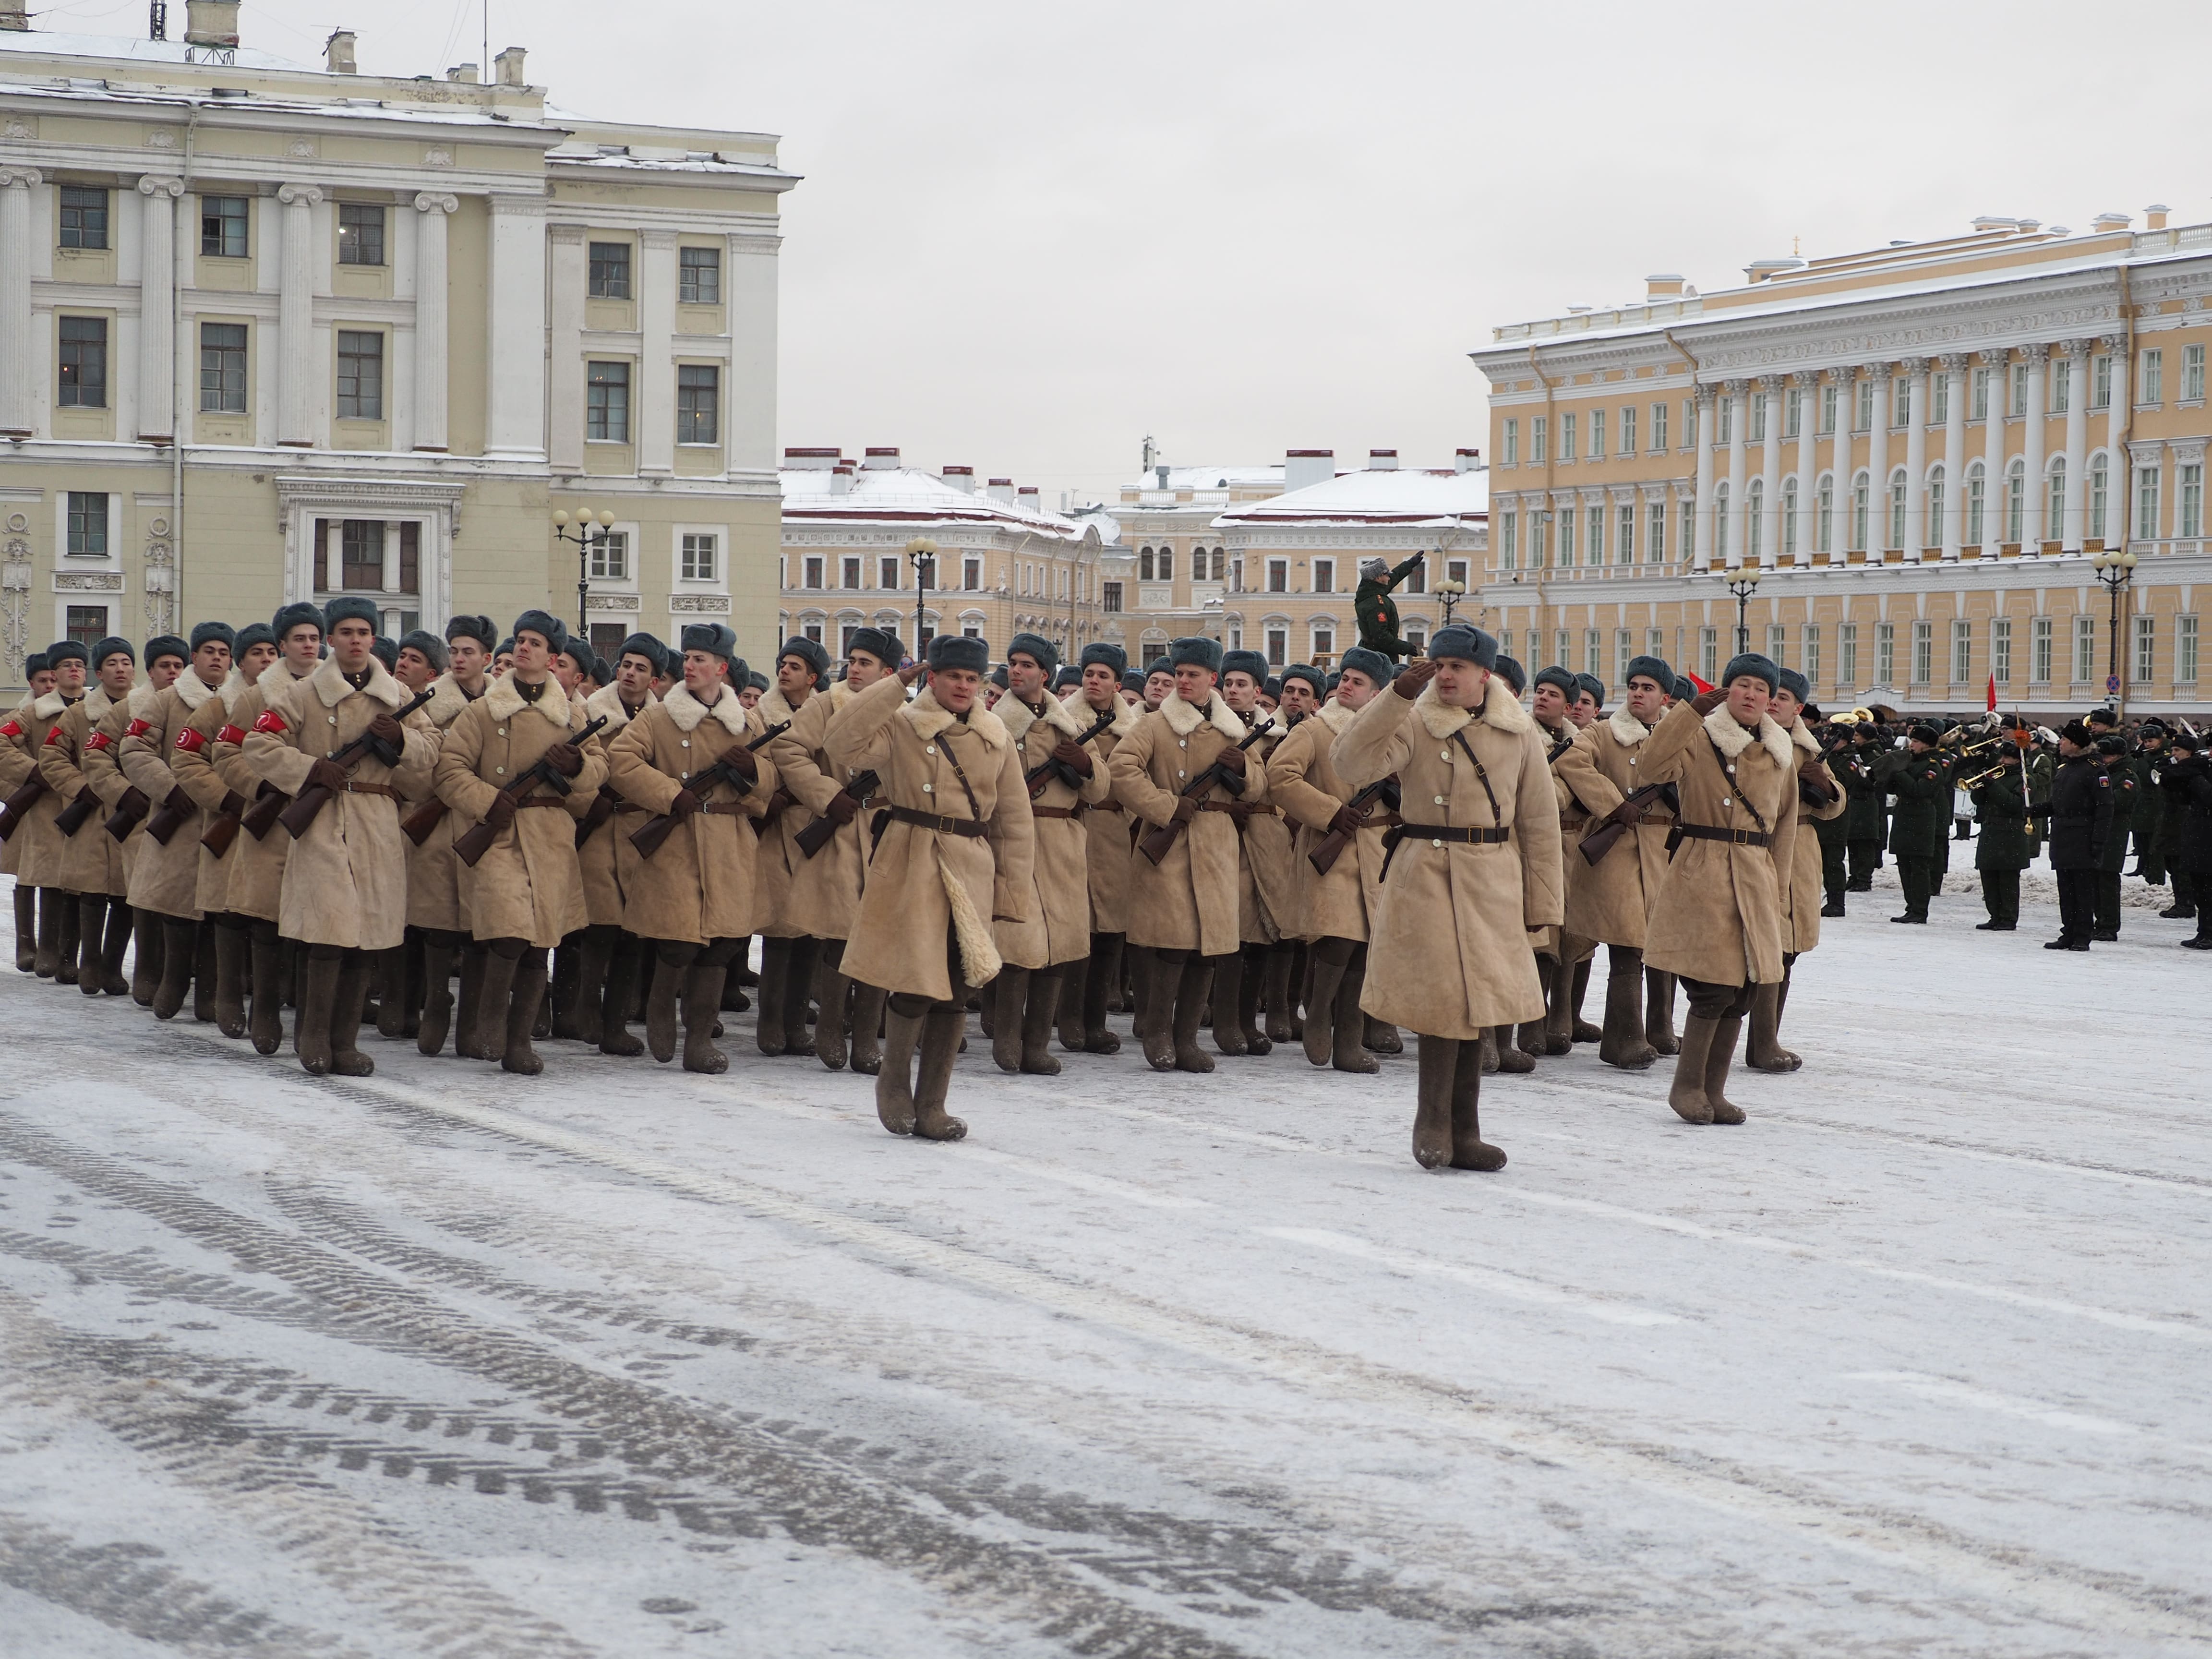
[553,508,617,640]
[1434,575,1467,630]
[1723,565,1763,656]
[905,537,938,665]
[2091,546,2138,712]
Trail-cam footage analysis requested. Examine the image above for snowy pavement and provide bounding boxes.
[1,890,2208,1658]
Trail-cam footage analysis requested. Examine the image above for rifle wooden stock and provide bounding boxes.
[793,769,879,859]
[143,785,196,846]
[240,780,289,840]
[452,713,611,868]
[571,790,615,849]
[1575,781,1677,868]
[1306,778,1399,876]
[56,784,104,838]
[1023,706,1119,799]
[0,771,48,840]
[1137,718,1273,866]
[628,719,787,860]
[400,796,449,848]
[200,805,243,857]
[277,686,437,840]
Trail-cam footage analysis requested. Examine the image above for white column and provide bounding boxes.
[638,228,678,477]
[1939,353,1967,559]
[2102,334,2129,547]
[1981,349,2007,555]
[1830,368,1856,553]
[1865,364,1891,551]
[1791,371,1816,560]
[1692,385,1717,567]
[2021,344,2048,550]
[1723,380,1748,566]
[725,230,779,476]
[485,194,548,462]
[547,224,586,471]
[2061,339,2090,551]
[411,192,457,453]
[1901,358,1928,555]
[135,175,184,444]
[276,183,323,447]
[0,167,41,436]
[1757,374,1782,567]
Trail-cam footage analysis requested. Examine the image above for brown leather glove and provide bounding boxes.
[1052,739,1094,778]
[543,741,583,778]
[668,788,701,819]
[1392,659,1439,699]
[1215,746,1246,777]
[163,785,193,817]
[1608,796,1644,827]
[1329,804,1370,836]
[1691,687,1728,716]
[307,757,350,794]
[826,790,859,825]
[1172,796,1197,823]
[218,791,246,818]
[483,792,517,832]
[725,743,758,780]
[896,660,926,687]
[368,713,405,749]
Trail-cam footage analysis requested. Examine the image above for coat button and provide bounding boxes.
[1432,838,1444,848]
[1177,769,1186,778]
[1434,794,1445,805]
[328,715,337,725]
[681,739,690,748]
[923,782,934,793]
[497,727,506,737]
[494,766,505,775]
[1178,739,1187,748]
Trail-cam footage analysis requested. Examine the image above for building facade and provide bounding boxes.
[1472,208,2212,716]
[0,4,793,689]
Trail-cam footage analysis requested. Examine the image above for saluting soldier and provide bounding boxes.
[1055,642,1140,1057]
[12,640,91,979]
[988,632,1111,1075]
[826,633,1034,1141]
[243,597,432,1075]
[1638,653,1801,1126]
[1209,649,1288,1056]
[403,614,495,1058]
[1331,627,1563,1170]
[433,611,606,1075]
[2,651,56,972]
[38,636,139,997]
[171,622,279,1035]
[1747,670,1843,1072]
[573,631,663,1056]
[1266,646,1397,1073]
[751,636,831,1058]
[604,624,779,1074]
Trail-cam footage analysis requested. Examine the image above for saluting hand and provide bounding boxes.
[1392,659,1439,700]
[896,661,926,687]
[1691,687,1728,716]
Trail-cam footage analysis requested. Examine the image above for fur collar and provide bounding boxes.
[309,651,406,712]
[484,670,575,728]
[1702,702,1795,769]
[424,672,481,729]
[997,688,1081,746]
[217,669,249,712]
[1315,697,1358,736]
[829,680,856,713]
[661,681,751,736]
[174,669,220,713]
[83,684,117,721]
[1608,707,1651,747]
[757,684,806,728]
[585,680,650,732]
[1789,716,1818,755]
[1414,675,1531,740]
[899,683,1011,751]
[1159,689,1248,743]
[1060,688,1139,740]
[126,682,160,719]
[32,690,72,719]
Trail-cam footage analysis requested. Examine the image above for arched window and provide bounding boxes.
[1851,470,1870,552]
[2047,456,2067,542]
[1747,479,1765,560]
[1888,467,1908,551]
[2006,459,2026,544]
[2089,453,2110,542]
[1139,546,1154,580]
[1966,461,1986,546]
[1927,464,1946,548]
[1713,482,1731,562]
[1782,478,1798,554]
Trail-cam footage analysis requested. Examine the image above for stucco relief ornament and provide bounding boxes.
[287,137,317,159]
[3,117,31,141]
[1,540,27,680]
[145,127,176,148]
[144,540,174,631]
[423,146,455,168]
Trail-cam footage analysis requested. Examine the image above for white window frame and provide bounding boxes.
[674,524,723,586]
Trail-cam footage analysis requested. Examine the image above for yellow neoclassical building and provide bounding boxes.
[1471,208,2212,715]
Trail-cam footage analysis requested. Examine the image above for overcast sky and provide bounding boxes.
[71,0,2212,504]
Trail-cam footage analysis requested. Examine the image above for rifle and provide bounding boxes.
[793,769,879,859]
[1307,777,1401,876]
[239,780,289,841]
[1137,717,1273,866]
[453,713,612,868]
[200,795,246,857]
[400,796,449,848]
[1575,781,1678,868]
[56,784,105,838]
[1025,705,1119,799]
[629,720,788,861]
[100,785,151,842]
[0,771,48,841]
[144,785,198,846]
[571,790,616,849]
[277,687,436,840]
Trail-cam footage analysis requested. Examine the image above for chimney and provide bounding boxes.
[1154,464,1169,489]
[782,446,839,470]
[184,0,239,46]
[1645,273,1685,300]
[1970,216,2016,234]
[1743,257,1803,283]
[447,62,479,83]
[1455,448,1482,474]
[1367,449,1398,471]
[987,478,1016,505]
[2014,218,2041,235]
[494,46,526,86]
[862,447,900,470]
[1,4,29,30]
[829,464,854,497]
[1283,449,1334,492]
[2146,204,2170,231]
[941,465,974,493]
[2092,212,2131,233]
[1017,485,1041,513]
[324,29,356,73]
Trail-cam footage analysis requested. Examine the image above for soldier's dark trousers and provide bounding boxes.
[1821,838,1848,905]
[1847,839,1880,889]
[2055,868,2096,944]
[2093,871,2122,938]
[1896,856,1934,919]
[1982,869,2020,927]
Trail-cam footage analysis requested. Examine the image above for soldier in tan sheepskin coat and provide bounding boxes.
[1747,669,1845,1074]
[12,639,93,982]
[171,623,279,1037]
[37,637,137,998]
[1054,643,1141,1057]
[570,633,661,1057]
[398,614,495,1058]
[749,637,833,1060]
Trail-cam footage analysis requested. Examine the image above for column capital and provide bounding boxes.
[2063,337,2095,359]
[412,191,458,215]
[2097,334,2126,354]
[2019,342,2050,366]
[276,182,323,208]
[1898,356,1929,378]
[1758,373,1786,393]
[641,228,681,251]
[1790,370,1818,389]
[136,174,185,200]
[488,192,545,218]
[1692,384,1719,408]
[1981,347,2010,367]
[1720,378,1748,397]
[1938,352,1971,373]
[1864,361,1893,382]
[547,221,589,246]
[0,166,42,189]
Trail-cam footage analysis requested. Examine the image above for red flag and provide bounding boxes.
[1986,670,1997,712]
[1686,671,1714,694]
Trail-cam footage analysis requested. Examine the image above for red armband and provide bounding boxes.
[44,725,66,745]
[0,720,19,739]
[125,718,154,738]
[175,726,206,754]
[252,709,289,735]
[216,723,247,746]
[85,730,112,752]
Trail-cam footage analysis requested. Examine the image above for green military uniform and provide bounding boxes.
[1971,761,2031,929]
[2092,750,2137,939]
[1840,737,1887,888]
[2025,745,2055,858]
[1883,743,1948,922]
[2142,743,2196,918]
[1353,554,1425,661]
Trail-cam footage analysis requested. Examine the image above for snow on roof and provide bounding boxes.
[1070,510,1124,546]
[780,466,1085,540]
[1212,467,1487,530]
[1123,464,1284,492]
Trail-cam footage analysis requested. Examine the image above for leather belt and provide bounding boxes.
[702,802,751,817]
[1675,822,1769,848]
[1087,799,1123,813]
[340,781,399,799]
[1030,805,1081,820]
[1391,823,1510,846]
[614,801,649,814]
[886,805,987,838]
[516,793,570,809]
[1634,808,1673,826]
[1196,800,1244,813]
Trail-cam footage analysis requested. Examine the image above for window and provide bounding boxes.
[1650,401,1667,450]
[1621,406,1636,454]
[1530,418,1547,463]
[1992,616,2012,685]
[1878,621,1899,685]
[1710,487,1727,563]
[1525,631,1540,670]
[1585,629,1602,677]
[1647,627,1665,660]
[2181,463,2204,539]
[336,331,384,420]
[1680,497,1693,563]
[65,491,108,556]
[1784,386,1802,439]
[2135,614,2156,686]
[2092,354,2112,409]
[1560,412,1577,461]
[1311,558,1334,595]
[1746,480,1763,560]
[1930,373,1949,425]
[1820,383,1838,435]
[1839,622,1858,688]
[1503,419,1518,465]
[2186,344,2206,403]
[682,532,718,583]
[1781,479,1798,555]
[1312,626,1334,659]
[1888,470,1907,550]
[341,520,384,589]
[2046,460,2066,543]
[589,241,632,299]
[1209,547,1228,582]
[842,556,861,590]
[199,322,246,412]
[1855,377,1875,432]
[1851,474,1869,551]
[58,186,108,250]
[1586,507,1604,567]
[2074,616,2096,684]
[2139,348,2164,406]
[1892,376,1910,429]
[397,525,421,597]
[1750,391,1767,445]
[1138,547,1154,581]
[1500,511,1517,571]
[1717,397,1732,446]
[2090,456,2109,541]
[586,361,630,442]
[1267,558,1288,594]
[1618,503,1635,564]
[201,194,248,257]
[1648,500,1666,563]
[1951,619,1972,684]
[2050,358,2070,415]
[1614,628,1632,685]
[2006,462,2025,543]
[1447,557,1469,586]
[58,316,106,407]
[802,555,823,589]
[1699,627,1718,683]
[1767,624,1786,667]
[590,529,629,580]
[1965,464,1985,545]
[1817,477,1833,553]
[1802,625,1821,690]
[963,556,982,591]
[1265,627,1286,668]
[66,605,108,647]
[1972,367,1991,421]
[1101,580,1123,613]
[679,246,721,305]
[1557,507,1576,565]
[1589,408,1606,459]
[2179,614,2199,684]
[2136,463,2162,540]
[870,555,893,588]
[337,202,385,266]
[1556,631,1572,668]
[2009,362,2028,418]
[676,365,720,444]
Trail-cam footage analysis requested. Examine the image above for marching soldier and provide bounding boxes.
[38,636,139,997]
[1881,723,1947,925]
[1213,648,1290,1057]
[603,624,778,1074]
[1839,723,1887,891]
[433,611,606,1075]
[1747,670,1842,1072]
[1814,721,1853,915]
[372,630,445,1037]
[1056,642,1140,1056]
[1142,658,1174,713]
[826,633,1035,1141]
[171,621,279,1035]
[405,615,494,1058]
[1971,733,2031,932]
[573,632,663,1055]
[243,598,432,1075]
[15,640,91,980]
[2,650,56,972]
[989,632,1111,1075]
[1265,645,1397,1073]
[1330,627,1563,1170]
[1526,665,1595,1057]
[752,636,830,1058]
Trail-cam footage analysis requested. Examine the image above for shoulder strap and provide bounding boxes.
[1449,729,1503,828]
[939,725,985,821]
[1705,733,1771,834]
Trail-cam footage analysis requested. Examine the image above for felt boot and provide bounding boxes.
[782,936,819,1056]
[33,887,61,978]
[1569,956,1601,1044]
[1645,967,1679,1055]
[599,935,646,1057]
[1599,955,1657,1070]
[1540,956,1574,1055]
[130,903,162,1002]
[97,898,131,996]
[249,922,284,1054]
[1302,938,1351,1067]
[1080,936,1120,1054]
[1209,950,1249,1057]
[754,937,791,1056]
[328,951,375,1077]
[1333,949,1379,1074]
[1479,1025,1499,1073]
[189,922,217,1022]
[374,945,410,1039]
[1174,957,1218,1073]
[647,943,697,1064]
[54,891,78,985]
[501,950,548,1076]
[1704,1013,1746,1124]
[211,917,248,1036]
[454,944,489,1058]
[1449,1040,1507,1171]
[294,949,340,1075]
[1413,1035,1456,1169]
[683,959,730,1073]
[913,1002,968,1142]
[75,894,108,997]
[469,945,521,1062]
[1056,954,1089,1053]
[549,932,584,1040]
[878,995,927,1135]
[1263,943,1297,1044]
[991,966,1029,1073]
[569,926,615,1047]
[1667,1012,1719,1125]
[1135,949,1177,1071]
[1238,945,1272,1055]
[849,980,886,1075]
[1364,1016,1403,1056]
[12,884,33,972]
[1745,981,1800,1072]
[1492,1024,1534,1073]
[152,916,195,1020]
[417,934,458,1055]
[1020,967,1061,1075]
[813,941,853,1071]
[400,931,425,1037]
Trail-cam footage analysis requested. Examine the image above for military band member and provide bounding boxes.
[2160,728,2212,949]
[1882,722,1947,925]
[827,633,1035,1141]
[1748,670,1842,1072]
[753,636,831,1058]
[1056,642,1139,1056]
[1214,649,1289,1057]
[2092,733,2137,942]
[172,622,279,1035]
[1971,735,2031,933]
[2044,720,2110,951]
[2,651,56,972]
[573,632,662,1055]
[16,640,91,980]
[39,636,138,997]
[1331,626,1563,1170]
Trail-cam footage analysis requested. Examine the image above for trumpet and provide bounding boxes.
[1955,759,2016,791]
[1940,731,2004,760]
